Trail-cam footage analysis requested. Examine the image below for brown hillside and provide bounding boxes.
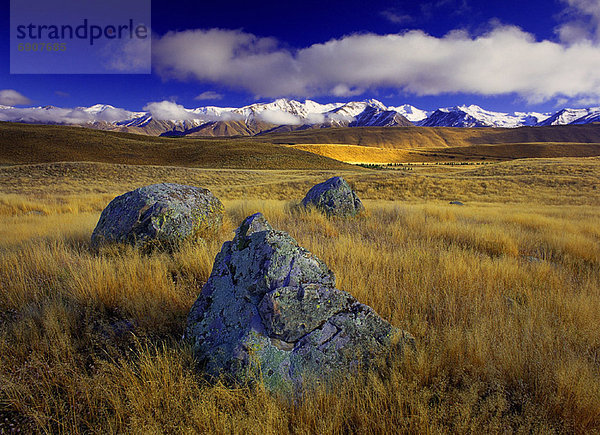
[420,142,600,160]
[0,122,354,170]
[256,124,600,149]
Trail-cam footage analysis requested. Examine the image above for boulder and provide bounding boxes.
[91,183,224,250]
[186,213,414,396]
[301,176,364,217]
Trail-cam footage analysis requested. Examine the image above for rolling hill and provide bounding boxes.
[0,122,354,170]
[258,124,600,163]
[255,124,600,149]
[416,142,600,160]
[2,121,600,169]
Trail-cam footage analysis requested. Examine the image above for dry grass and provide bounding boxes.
[419,142,600,161]
[258,123,600,149]
[290,143,600,164]
[1,157,600,205]
[289,144,416,164]
[0,122,352,169]
[1,163,599,433]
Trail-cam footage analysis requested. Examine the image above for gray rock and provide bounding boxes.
[449,201,464,206]
[523,255,543,264]
[25,210,46,216]
[91,183,224,250]
[301,176,364,217]
[186,213,414,396]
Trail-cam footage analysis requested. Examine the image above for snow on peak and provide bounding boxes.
[539,107,600,126]
[390,104,431,122]
[82,104,117,113]
[364,99,387,110]
[421,104,551,128]
[1,98,598,129]
[330,99,386,118]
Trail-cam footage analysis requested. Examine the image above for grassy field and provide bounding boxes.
[0,155,599,432]
[1,157,599,204]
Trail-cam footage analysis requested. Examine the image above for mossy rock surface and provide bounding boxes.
[302,176,364,217]
[186,213,414,396]
[91,183,223,250]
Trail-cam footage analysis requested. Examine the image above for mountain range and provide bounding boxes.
[1,99,599,137]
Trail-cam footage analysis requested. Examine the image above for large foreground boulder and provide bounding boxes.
[301,176,364,217]
[92,183,224,250]
[186,213,414,396]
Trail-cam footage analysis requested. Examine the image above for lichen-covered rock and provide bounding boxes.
[301,176,364,217]
[91,183,223,250]
[186,213,414,396]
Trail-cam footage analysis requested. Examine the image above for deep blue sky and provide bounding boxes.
[0,0,585,112]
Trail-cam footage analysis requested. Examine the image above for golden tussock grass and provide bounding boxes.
[0,170,599,433]
[289,142,600,164]
[288,144,415,164]
[1,156,600,205]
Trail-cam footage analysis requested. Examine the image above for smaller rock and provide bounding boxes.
[449,201,464,206]
[92,183,224,250]
[25,210,45,216]
[503,296,517,309]
[94,318,136,341]
[302,176,364,217]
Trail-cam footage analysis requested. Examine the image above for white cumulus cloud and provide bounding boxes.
[195,91,224,100]
[257,109,302,125]
[556,0,600,43]
[380,10,414,25]
[103,37,151,73]
[0,90,32,106]
[143,101,197,121]
[93,107,135,122]
[305,113,326,124]
[330,84,365,97]
[0,106,131,124]
[142,100,245,122]
[153,21,600,104]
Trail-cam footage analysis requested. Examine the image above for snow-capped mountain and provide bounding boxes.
[99,99,411,136]
[390,104,432,123]
[419,105,551,128]
[538,107,600,126]
[1,98,599,137]
[329,99,386,118]
[351,105,410,127]
[125,99,412,135]
[571,108,600,125]
[231,98,343,122]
